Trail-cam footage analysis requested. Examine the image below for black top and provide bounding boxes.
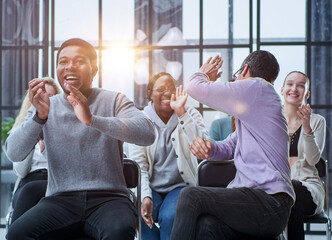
[289,126,302,157]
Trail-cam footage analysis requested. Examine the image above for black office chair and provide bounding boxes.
[302,157,331,239]
[196,159,284,240]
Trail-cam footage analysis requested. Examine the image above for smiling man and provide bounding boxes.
[5,38,155,240]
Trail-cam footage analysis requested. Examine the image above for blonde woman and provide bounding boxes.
[281,71,326,240]
[9,77,60,223]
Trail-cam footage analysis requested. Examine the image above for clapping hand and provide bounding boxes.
[297,103,312,134]
[170,85,188,117]
[29,78,50,120]
[65,83,93,126]
[199,55,223,82]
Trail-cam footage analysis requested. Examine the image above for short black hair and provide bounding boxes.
[240,50,280,83]
[147,72,175,100]
[56,38,97,68]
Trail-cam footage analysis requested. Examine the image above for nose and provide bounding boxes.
[65,61,75,70]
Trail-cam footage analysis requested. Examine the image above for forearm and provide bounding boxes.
[210,133,236,160]
[12,150,34,178]
[91,115,155,146]
[4,115,43,162]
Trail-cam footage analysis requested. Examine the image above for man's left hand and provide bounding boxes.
[65,83,93,126]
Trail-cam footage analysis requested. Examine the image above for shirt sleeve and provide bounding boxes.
[90,93,156,146]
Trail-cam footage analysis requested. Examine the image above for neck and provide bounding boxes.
[156,110,173,124]
[63,88,92,99]
[284,102,300,123]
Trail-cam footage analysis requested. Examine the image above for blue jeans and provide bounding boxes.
[171,186,292,240]
[6,190,137,240]
[142,187,183,240]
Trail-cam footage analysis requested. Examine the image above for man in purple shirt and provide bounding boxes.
[171,50,295,240]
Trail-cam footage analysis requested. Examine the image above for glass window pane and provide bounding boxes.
[183,0,200,45]
[203,0,229,44]
[102,48,134,101]
[2,49,38,106]
[54,0,98,45]
[183,50,200,108]
[103,0,135,45]
[310,46,332,105]
[261,46,305,102]
[233,1,250,44]
[2,0,43,46]
[311,1,332,42]
[149,1,187,46]
[260,0,305,42]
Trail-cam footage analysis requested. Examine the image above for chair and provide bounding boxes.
[302,157,331,239]
[123,158,142,240]
[196,159,284,240]
[6,158,142,240]
[196,159,236,187]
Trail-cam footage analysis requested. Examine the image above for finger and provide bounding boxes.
[190,144,205,159]
[204,57,212,65]
[211,55,220,64]
[171,93,176,102]
[178,85,182,96]
[192,138,209,158]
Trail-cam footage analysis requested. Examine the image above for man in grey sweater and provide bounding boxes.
[5,38,155,240]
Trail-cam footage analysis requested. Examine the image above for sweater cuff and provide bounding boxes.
[33,113,48,124]
[197,72,210,81]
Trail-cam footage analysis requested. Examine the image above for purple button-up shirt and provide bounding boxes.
[187,73,295,201]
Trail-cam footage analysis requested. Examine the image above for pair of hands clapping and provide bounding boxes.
[28,79,92,125]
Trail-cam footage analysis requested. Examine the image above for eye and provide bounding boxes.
[58,59,67,65]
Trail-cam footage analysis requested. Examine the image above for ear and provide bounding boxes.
[147,90,152,101]
[91,65,98,77]
[281,86,284,96]
[305,90,310,100]
[241,64,251,78]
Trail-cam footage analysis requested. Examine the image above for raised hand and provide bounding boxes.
[190,137,214,160]
[28,78,50,120]
[65,83,93,126]
[141,197,154,229]
[199,55,223,82]
[297,103,312,134]
[170,85,188,117]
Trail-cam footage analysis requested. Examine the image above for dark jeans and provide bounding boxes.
[287,180,316,240]
[11,169,48,223]
[7,190,137,240]
[171,186,292,240]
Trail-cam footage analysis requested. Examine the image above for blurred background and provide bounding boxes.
[0,0,331,228]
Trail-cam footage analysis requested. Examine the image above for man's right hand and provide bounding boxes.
[141,197,154,229]
[190,137,214,160]
[29,78,50,120]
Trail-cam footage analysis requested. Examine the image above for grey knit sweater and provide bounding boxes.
[4,88,155,196]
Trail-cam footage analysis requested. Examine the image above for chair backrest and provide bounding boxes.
[317,157,329,213]
[196,160,236,187]
[123,158,139,188]
[123,158,141,240]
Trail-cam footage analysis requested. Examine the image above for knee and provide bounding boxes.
[7,223,26,240]
[103,222,136,240]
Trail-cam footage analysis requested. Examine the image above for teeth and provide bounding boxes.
[65,76,78,80]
